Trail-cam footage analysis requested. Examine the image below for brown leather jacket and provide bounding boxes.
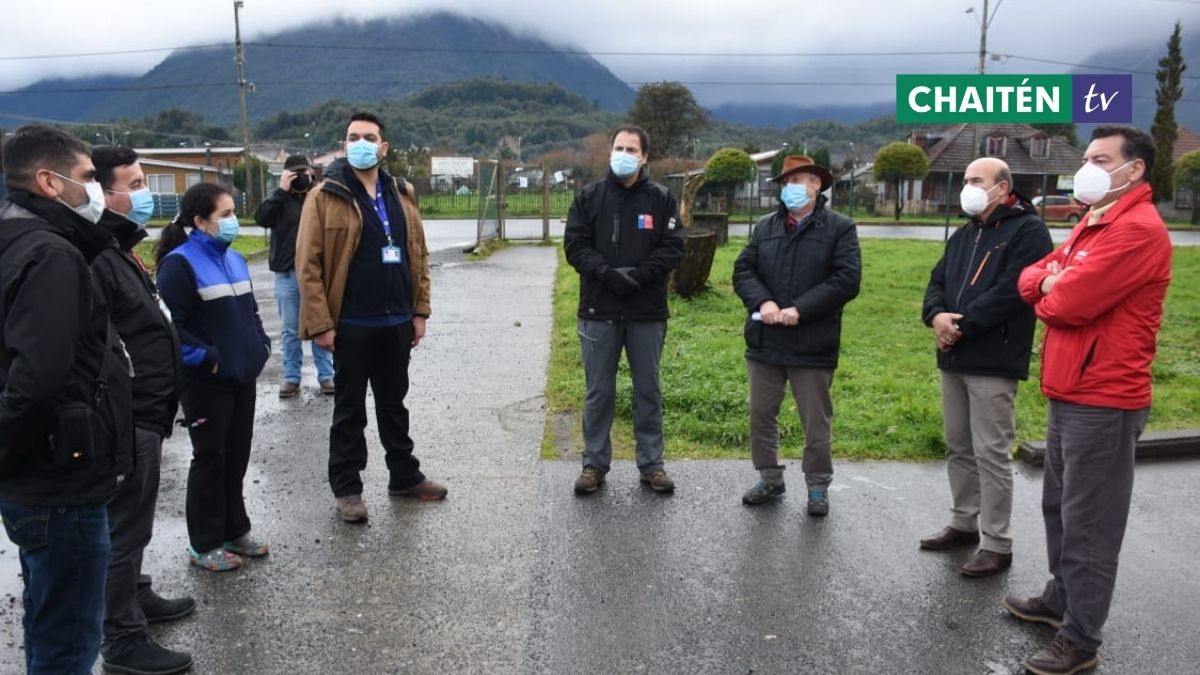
[296,160,431,340]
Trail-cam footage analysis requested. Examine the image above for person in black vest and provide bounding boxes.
[0,124,135,674]
[92,145,195,675]
[256,154,334,398]
[919,157,1052,578]
[563,124,685,495]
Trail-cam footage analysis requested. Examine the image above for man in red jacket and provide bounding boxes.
[1007,126,1172,675]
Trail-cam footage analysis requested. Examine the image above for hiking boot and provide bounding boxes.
[278,381,300,399]
[807,487,829,516]
[640,469,675,492]
[389,479,448,501]
[138,590,196,625]
[336,495,368,523]
[320,379,336,395]
[960,549,1011,577]
[919,526,980,551]
[1002,595,1063,629]
[102,633,193,675]
[742,480,786,505]
[1023,636,1099,675]
[188,547,243,572]
[223,534,270,558]
[574,466,605,494]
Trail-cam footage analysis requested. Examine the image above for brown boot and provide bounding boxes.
[574,466,605,495]
[335,495,368,523]
[1024,636,1098,675]
[1002,595,1063,629]
[919,526,979,551]
[960,549,1012,577]
[389,479,448,501]
[640,469,675,493]
[278,381,300,399]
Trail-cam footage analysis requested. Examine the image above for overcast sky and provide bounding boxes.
[1,0,1196,107]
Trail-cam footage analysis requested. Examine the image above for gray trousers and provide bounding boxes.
[578,319,666,474]
[747,359,834,488]
[1040,400,1148,650]
[940,371,1018,554]
[103,427,163,651]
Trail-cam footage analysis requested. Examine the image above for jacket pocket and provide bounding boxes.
[743,317,763,350]
[1,504,50,552]
[1078,336,1099,383]
[50,402,97,467]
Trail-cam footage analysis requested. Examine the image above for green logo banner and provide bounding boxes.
[896,75,1072,123]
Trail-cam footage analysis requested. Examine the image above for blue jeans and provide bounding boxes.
[275,270,334,384]
[0,501,110,674]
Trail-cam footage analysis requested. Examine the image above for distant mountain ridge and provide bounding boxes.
[0,12,635,126]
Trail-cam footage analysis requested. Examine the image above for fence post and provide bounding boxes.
[497,161,506,240]
[943,172,953,242]
[542,158,550,243]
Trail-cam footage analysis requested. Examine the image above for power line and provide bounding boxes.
[0,44,227,62]
[1003,53,1200,81]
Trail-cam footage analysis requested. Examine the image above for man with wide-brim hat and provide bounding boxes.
[732,153,861,516]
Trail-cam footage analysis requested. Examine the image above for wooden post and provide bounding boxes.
[542,158,550,243]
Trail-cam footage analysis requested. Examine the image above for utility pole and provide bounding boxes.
[969,0,999,159]
[233,1,252,213]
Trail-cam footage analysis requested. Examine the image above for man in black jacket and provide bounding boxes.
[256,154,334,398]
[732,155,861,516]
[92,146,194,675]
[0,124,134,673]
[919,157,1053,577]
[563,124,684,495]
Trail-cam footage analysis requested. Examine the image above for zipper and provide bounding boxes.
[954,227,984,308]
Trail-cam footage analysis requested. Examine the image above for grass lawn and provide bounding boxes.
[132,234,269,272]
[544,239,1200,462]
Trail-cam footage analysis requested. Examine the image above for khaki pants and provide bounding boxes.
[748,359,834,488]
[940,370,1017,554]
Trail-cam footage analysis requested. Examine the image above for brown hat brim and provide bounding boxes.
[772,165,832,193]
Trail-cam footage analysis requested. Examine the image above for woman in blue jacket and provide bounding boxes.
[155,183,270,572]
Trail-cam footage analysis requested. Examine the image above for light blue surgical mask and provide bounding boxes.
[781,183,810,211]
[216,215,240,243]
[118,187,155,226]
[610,151,639,179]
[347,139,381,170]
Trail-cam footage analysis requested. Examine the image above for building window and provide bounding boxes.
[986,135,1008,157]
[147,174,177,194]
[1031,136,1050,159]
[186,173,202,188]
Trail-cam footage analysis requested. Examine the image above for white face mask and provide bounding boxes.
[1072,160,1133,206]
[959,183,1001,217]
[52,172,106,224]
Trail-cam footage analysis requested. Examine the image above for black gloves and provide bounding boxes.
[600,265,641,297]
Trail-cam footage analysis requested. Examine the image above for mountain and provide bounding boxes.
[0,75,138,126]
[0,12,635,126]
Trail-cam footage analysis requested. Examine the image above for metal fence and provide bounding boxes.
[475,160,501,246]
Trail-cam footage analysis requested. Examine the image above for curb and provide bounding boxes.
[1018,429,1200,466]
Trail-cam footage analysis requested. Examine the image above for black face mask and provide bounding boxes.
[292,174,312,192]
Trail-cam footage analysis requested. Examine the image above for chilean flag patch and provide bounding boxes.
[638,214,654,230]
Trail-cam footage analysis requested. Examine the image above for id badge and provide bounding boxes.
[381,245,403,264]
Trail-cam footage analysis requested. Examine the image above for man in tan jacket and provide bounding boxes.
[296,111,444,523]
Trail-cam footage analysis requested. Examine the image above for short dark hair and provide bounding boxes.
[154,182,232,265]
[2,123,91,189]
[1091,125,1155,181]
[610,124,650,157]
[348,112,385,138]
[92,145,140,190]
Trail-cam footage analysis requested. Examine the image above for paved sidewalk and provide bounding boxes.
[2,245,1197,674]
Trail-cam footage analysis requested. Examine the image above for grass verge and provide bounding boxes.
[544,239,1200,462]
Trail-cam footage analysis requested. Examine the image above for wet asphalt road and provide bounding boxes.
[2,244,1199,674]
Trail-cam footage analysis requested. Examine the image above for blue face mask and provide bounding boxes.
[347,139,381,170]
[610,151,640,179]
[781,183,810,211]
[216,215,240,243]
[125,187,155,226]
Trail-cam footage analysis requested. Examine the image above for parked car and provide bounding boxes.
[1032,195,1087,222]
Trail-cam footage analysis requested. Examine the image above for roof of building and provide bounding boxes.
[139,157,233,175]
[135,146,244,155]
[909,123,1083,175]
[1173,127,1200,163]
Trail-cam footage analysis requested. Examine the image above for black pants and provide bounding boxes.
[182,380,256,553]
[329,321,424,498]
[103,427,163,652]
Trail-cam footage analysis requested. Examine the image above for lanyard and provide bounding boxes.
[372,178,394,246]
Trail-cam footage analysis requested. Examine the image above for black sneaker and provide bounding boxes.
[742,480,786,505]
[807,487,829,517]
[102,633,193,675]
[139,590,196,625]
